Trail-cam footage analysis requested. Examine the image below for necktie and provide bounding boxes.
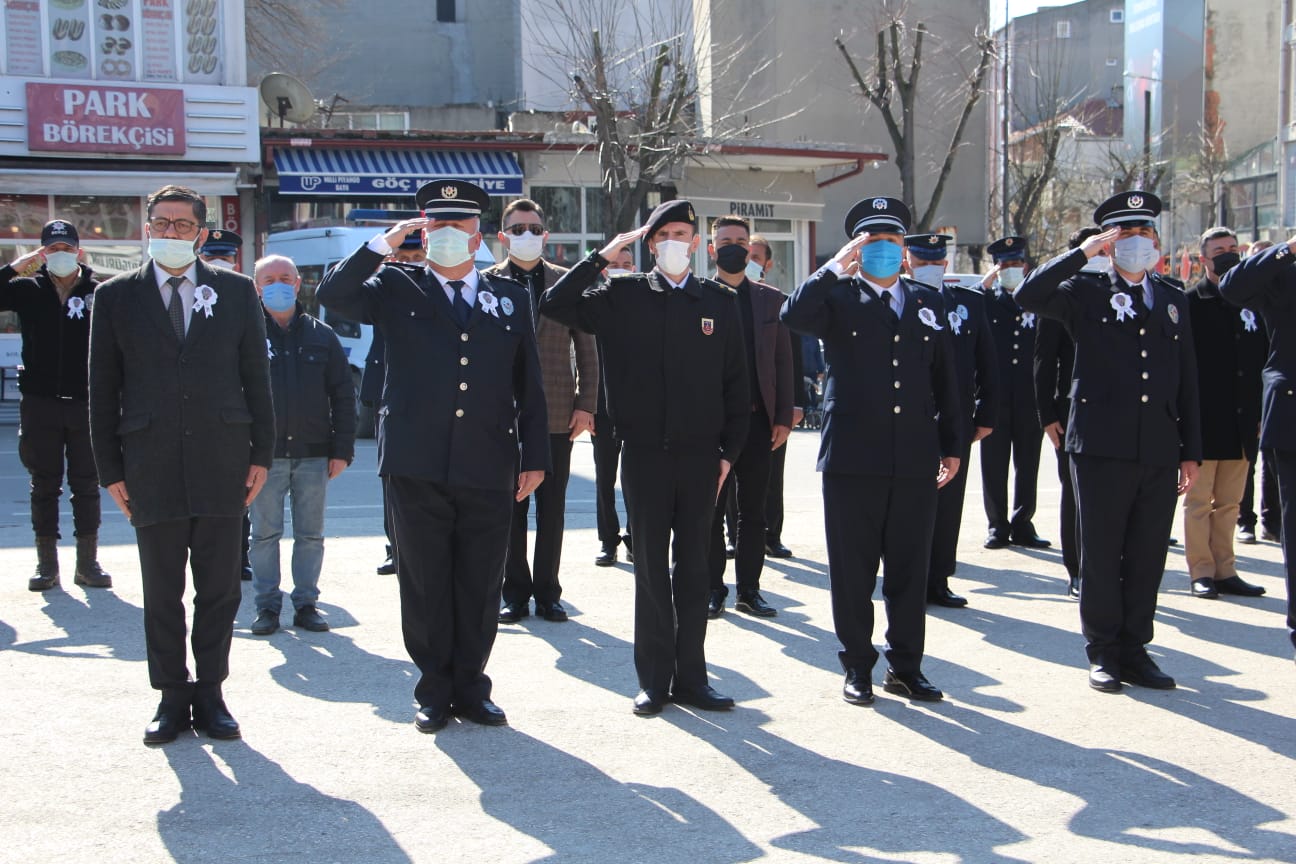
[449,280,471,327]
[166,276,185,341]
[1126,280,1148,318]
[881,289,898,324]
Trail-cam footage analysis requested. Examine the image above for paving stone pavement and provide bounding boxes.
[1,425,1293,864]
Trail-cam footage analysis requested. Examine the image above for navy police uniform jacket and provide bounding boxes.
[1218,243,1296,454]
[539,253,750,463]
[780,266,964,478]
[944,284,998,431]
[316,245,548,491]
[984,283,1038,419]
[1015,249,1202,467]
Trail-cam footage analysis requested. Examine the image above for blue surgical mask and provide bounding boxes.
[858,240,903,279]
[260,281,297,312]
[911,264,945,288]
[44,251,79,278]
[745,260,765,282]
[148,237,197,270]
[1113,235,1159,274]
[425,226,474,268]
[998,267,1025,290]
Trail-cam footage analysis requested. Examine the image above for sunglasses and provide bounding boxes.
[504,224,545,236]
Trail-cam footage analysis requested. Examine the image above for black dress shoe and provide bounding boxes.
[882,669,943,702]
[707,589,725,619]
[765,540,794,558]
[456,699,508,726]
[1167,537,1179,546]
[1010,532,1052,549]
[1191,577,1219,599]
[498,603,528,624]
[536,600,569,621]
[633,689,666,716]
[842,669,874,706]
[1261,527,1281,542]
[191,688,241,740]
[250,608,279,635]
[1088,664,1122,693]
[1068,575,1081,599]
[735,590,777,617]
[983,534,1010,549]
[414,706,449,733]
[143,692,192,745]
[594,546,617,566]
[293,605,329,631]
[1214,575,1266,597]
[927,588,968,608]
[671,684,735,711]
[623,533,634,563]
[1120,657,1175,690]
[1237,527,1257,544]
[376,556,396,575]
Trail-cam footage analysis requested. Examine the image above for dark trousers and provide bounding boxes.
[1239,454,1281,535]
[928,441,973,594]
[620,443,717,693]
[765,437,788,544]
[388,475,512,711]
[592,412,627,549]
[823,472,936,676]
[1070,453,1177,665]
[1054,447,1079,581]
[708,411,773,595]
[504,433,572,607]
[1267,449,1296,650]
[135,515,243,690]
[980,403,1043,538]
[18,395,100,539]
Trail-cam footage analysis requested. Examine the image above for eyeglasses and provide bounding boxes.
[148,217,200,236]
[504,224,545,236]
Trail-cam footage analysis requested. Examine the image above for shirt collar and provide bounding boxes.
[152,261,197,288]
[430,267,480,292]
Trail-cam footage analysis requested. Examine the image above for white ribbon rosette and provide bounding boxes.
[1021,311,1036,329]
[194,284,218,318]
[918,307,943,330]
[66,295,85,320]
[1110,292,1135,322]
[478,290,500,318]
[947,310,963,334]
[1241,309,1258,333]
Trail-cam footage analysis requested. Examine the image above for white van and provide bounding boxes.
[265,213,495,436]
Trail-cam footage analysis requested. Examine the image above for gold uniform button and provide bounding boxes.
[852,330,858,337]
[461,333,469,342]
[892,359,899,367]
[459,382,468,391]
[1141,395,1149,403]
[893,406,901,414]
[1012,358,1019,365]
[1142,372,1149,380]
[1139,328,1146,336]
[1141,350,1148,358]
[460,357,469,366]
[893,381,901,389]
[894,335,901,343]
[455,409,464,417]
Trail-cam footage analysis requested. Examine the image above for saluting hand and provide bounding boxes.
[936,456,961,489]
[980,266,999,290]
[598,226,648,262]
[831,232,871,272]
[381,218,431,252]
[1081,227,1121,259]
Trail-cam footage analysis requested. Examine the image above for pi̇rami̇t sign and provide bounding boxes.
[26,82,185,155]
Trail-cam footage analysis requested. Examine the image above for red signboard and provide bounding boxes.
[26,82,185,155]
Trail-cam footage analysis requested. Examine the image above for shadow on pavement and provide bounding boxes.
[5,584,147,661]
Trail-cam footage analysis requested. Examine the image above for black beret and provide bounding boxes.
[645,199,697,237]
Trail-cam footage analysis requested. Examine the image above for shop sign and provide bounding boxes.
[26,82,185,155]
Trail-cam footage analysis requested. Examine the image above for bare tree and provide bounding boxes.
[835,14,996,233]
[1177,118,1231,225]
[245,0,345,88]
[528,0,800,234]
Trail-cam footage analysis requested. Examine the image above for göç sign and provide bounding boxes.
[26,82,186,155]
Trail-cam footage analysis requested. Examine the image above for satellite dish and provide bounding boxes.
[259,72,317,126]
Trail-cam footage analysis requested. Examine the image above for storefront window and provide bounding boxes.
[530,187,582,234]
[0,195,51,240]
[53,195,142,241]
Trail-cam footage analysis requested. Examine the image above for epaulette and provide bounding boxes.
[480,270,526,290]
[1152,273,1185,291]
[699,276,736,296]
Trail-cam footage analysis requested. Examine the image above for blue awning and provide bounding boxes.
[273,147,523,197]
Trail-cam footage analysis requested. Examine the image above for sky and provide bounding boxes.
[991,0,1054,29]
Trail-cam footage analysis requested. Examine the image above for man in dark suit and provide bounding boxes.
[593,246,636,566]
[704,215,794,619]
[486,198,599,624]
[1034,227,1104,599]
[89,185,274,744]
[1219,233,1296,660]
[1016,191,1201,692]
[980,237,1049,550]
[781,197,963,706]
[541,199,749,717]
[316,180,548,732]
[1183,226,1267,600]
[904,233,998,608]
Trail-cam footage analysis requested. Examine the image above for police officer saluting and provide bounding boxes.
[981,236,1049,550]
[1016,191,1201,693]
[904,233,998,608]
[781,198,964,706]
[541,200,749,717]
[316,180,549,732]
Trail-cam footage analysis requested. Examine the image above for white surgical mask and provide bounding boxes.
[1113,235,1159,274]
[44,251,79,278]
[744,260,765,282]
[424,227,474,268]
[1082,255,1111,273]
[507,230,544,263]
[911,264,945,288]
[148,237,197,270]
[653,239,692,276]
[204,257,235,270]
[998,267,1025,290]
[605,268,632,279]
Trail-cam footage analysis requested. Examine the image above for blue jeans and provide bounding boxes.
[250,458,329,614]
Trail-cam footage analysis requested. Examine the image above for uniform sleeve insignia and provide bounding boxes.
[701,317,715,335]
[1167,303,1179,325]
[500,295,515,316]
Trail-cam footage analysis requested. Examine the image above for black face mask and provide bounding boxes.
[1211,251,1241,278]
[715,243,749,275]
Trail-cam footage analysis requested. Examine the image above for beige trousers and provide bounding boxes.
[1183,459,1248,581]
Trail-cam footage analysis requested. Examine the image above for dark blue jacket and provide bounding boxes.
[264,307,356,463]
[943,284,998,432]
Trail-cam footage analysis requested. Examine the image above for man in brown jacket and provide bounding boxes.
[490,199,600,623]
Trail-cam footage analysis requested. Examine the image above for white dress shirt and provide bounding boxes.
[152,261,197,334]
